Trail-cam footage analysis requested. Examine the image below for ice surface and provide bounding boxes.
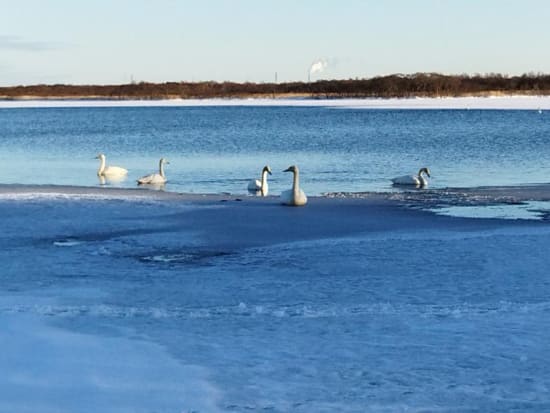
[1,95,550,109]
[0,313,222,413]
[1,186,550,412]
[431,201,550,220]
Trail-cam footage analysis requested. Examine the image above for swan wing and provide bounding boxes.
[103,165,128,176]
[137,173,155,184]
[391,175,420,185]
[295,189,308,206]
[280,189,307,206]
[138,173,166,184]
[280,189,293,205]
[248,179,262,191]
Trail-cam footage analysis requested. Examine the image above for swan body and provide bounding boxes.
[137,158,169,185]
[392,167,431,187]
[96,153,128,177]
[248,165,272,195]
[280,165,307,206]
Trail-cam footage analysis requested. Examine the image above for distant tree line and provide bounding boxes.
[1,73,550,100]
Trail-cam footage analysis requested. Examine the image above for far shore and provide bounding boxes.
[1,91,548,101]
[2,73,550,104]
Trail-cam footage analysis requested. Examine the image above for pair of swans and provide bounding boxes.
[392,167,431,188]
[277,166,429,206]
[248,164,307,206]
[96,153,169,185]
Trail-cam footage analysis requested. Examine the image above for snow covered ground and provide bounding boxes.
[1,95,550,109]
[1,185,550,412]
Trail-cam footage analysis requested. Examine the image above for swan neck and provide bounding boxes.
[418,169,428,186]
[159,160,165,177]
[97,157,105,175]
[261,170,268,189]
[292,170,300,193]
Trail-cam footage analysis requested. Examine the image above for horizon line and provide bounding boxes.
[2,71,550,88]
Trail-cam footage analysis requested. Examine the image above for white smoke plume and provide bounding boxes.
[309,58,328,76]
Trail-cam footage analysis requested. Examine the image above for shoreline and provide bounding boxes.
[1,183,548,253]
[1,95,550,109]
[3,182,550,198]
[2,183,550,220]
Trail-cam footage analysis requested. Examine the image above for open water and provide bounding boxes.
[1,105,549,194]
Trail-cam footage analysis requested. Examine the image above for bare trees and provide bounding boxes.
[1,73,550,99]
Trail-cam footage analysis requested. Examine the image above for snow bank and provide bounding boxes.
[1,95,550,109]
[0,312,221,413]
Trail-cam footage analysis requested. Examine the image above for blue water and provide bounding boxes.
[1,106,550,193]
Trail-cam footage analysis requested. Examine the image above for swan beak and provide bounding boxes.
[283,167,292,172]
[268,169,272,175]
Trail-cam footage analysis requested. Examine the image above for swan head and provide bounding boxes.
[160,158,170,165]
[283,165,298,174]
[419,167,431,177]
[263,165,272,175]
[95,153,106,160]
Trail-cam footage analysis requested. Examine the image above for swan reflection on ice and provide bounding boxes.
[98,175,127,185]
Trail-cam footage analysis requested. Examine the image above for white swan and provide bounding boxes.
[247,165,272,195]
[137,158,170,185]
[280,165,307,206]
[392,167,431,187]
[96,153,128,177]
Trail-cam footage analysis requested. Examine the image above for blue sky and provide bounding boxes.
[1,0,549,86]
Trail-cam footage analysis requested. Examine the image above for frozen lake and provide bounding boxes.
[1,186,550,412]
[1,101,550,411]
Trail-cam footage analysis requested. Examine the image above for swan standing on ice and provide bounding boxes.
[96,153,128,177]
[280,165,307,206]
[137,158,170,185]
[392,167,431,187]
[247,165,272,195]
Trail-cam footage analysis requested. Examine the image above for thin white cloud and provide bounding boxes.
[0,35,68,51]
